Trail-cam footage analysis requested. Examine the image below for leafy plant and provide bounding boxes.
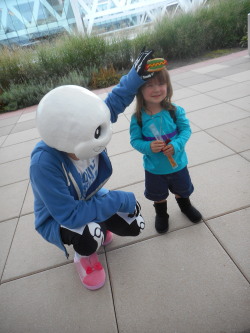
[1,0,250,112]
[89,65,122,89]
[240,35,248,48]
[0,81,53,111]
[0,70,91,112]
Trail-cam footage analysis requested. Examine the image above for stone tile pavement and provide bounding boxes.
[0,50,249,333]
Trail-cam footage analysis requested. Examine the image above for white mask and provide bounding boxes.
[36,85,112,160]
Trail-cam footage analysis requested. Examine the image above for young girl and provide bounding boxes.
[130,62,202,233]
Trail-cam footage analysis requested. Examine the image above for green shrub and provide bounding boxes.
[132,31,154,59]
[89,65,122,89]
[1,0,250,112]
[0,81,53,112]
[203,0,248,49]
[0,47,26,90]
[152,10,209,59]
[56,70,91,87]
[56,34,107,71]
[105,37,133,69]
[151,0,250,59]
[0,70,91,112]
[240,35,248,48]
[36,44,65,78]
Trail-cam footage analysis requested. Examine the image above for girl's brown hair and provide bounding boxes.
[135,68,176,127]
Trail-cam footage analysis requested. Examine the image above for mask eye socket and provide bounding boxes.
[95,126,101,139]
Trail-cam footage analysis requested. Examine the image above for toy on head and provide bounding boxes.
[36,85,112,160]
[145,58,168,72]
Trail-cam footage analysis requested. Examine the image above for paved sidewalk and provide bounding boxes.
[0,50,250,333]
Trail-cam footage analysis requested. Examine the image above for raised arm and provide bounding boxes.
[105,48,154,123]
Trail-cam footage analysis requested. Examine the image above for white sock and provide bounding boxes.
[74,252,88,260]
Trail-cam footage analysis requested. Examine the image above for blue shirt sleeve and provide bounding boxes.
[104,67,145,123]
[130,114,154,155]
[170,106,191,154]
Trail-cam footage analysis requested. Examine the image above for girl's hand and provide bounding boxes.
[162,144,174,157]
[150,140,165,153]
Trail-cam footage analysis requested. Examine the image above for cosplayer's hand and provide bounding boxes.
[128,201,141,218]
[150,140,165,153]
[134,47,154,80]
[162,144,174,157]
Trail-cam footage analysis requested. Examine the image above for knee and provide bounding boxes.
[129,216,145,236]
[74,223,104,256]
[73,239,97,256]
[128,221,141,236]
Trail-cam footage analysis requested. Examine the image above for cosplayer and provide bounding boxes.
[30,49,154,290]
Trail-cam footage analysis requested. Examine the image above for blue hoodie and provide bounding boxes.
[30,67,144,257]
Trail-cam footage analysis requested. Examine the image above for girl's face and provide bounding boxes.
[141,77,167,107]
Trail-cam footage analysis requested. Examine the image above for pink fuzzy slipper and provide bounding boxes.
[74,252,106,290]
[103,230,113,246]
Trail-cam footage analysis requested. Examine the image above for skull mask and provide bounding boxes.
[36,85,112,160]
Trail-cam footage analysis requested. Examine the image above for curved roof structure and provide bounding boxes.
[0,0,207,47]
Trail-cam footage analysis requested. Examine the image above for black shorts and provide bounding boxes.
[144,166,194,201]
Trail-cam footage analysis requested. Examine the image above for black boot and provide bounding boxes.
[154,201,169,233]
[176,197,202,223]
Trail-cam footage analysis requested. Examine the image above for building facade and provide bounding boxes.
[0,0,207,47]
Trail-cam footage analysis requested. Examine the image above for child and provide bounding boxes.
[30,49,154,290]
[130,59,202,234]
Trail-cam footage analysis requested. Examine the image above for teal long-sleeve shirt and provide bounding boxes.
[130,106,191,174]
